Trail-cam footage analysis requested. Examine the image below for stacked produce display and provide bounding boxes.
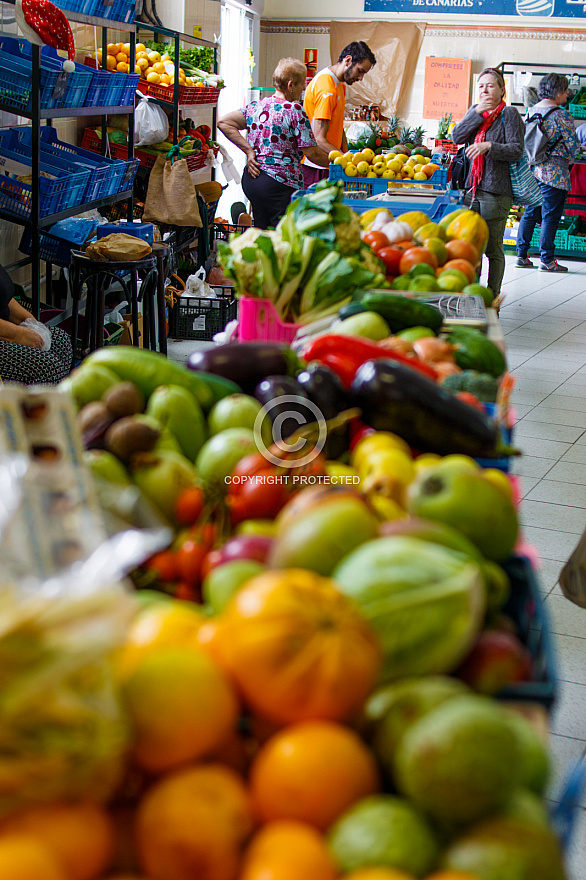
[0,184,574,880]
[94,41,223,90]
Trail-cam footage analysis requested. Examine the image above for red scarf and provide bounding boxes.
[469,100,506,196]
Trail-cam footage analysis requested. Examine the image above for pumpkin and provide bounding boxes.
[380,220,413,245]
[446,210,490,255]
[210,569,381,725]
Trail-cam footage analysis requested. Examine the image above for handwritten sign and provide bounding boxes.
[423,57,471,121]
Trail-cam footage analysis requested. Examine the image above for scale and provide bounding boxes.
[386,292,489,331]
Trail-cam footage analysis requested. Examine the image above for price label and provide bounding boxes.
[121,162,137,187]
[570,73,581,89]
[193,25,202,38]
[192,315,206,330]
[51,71,69,101]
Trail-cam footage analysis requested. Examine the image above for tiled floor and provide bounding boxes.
[498,253,586,880]
[167,253,586,877]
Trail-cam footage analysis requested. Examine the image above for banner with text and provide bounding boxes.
[423,57,471,121]
[365,0,586,18]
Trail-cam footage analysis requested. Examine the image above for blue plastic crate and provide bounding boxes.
[474,402,513,473]
[84,67,113,106]
[51,0,97,14]
[499,554,558,710]
[329,162,448,194]
[0,130,90,220]
[119,73,140,106]
[0,37,92,111]
[11,126,128,202]
[18,228,74,267]
[98,0,137,23]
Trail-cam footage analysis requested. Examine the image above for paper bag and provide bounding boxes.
[119,313,144,348]
[85,234,152,262]
[143,155,202,227]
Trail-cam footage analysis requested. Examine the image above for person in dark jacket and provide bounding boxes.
[452,68,524,297]
[516,73,580,273]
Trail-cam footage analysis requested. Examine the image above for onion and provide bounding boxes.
[378,337,414,355]
[412,337,458,364]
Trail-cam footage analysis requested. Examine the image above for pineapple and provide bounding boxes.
[386,114,401,138]
[411,125,426,146]
[437,112,453,140]
[399,124,414,146]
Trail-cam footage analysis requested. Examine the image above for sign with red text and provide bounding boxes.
[423,57,471,121]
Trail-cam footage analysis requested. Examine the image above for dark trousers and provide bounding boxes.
[241,168,296,229]
[517,182,568,264]
[302,165,329,189]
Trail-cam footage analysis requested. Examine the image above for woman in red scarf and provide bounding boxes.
[451,68,524,298]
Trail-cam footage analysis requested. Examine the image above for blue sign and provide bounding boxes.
[365,0,586,16]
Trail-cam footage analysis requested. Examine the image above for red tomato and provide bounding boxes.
[231,453,275,494]
[145,549,179,582]
[174,485,205,526]
[174,581,201,602]
[229,477,289,525]
[363,230,389,252]
[177,538,208,585]
[456,391,485,411]
[399,246,439,276]
[377,246,404,276]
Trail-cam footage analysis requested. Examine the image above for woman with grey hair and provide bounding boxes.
[451,68,524,298]
[516,73,580,272]
[218,58,329,228]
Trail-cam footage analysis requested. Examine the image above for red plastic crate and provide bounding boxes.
[81,128,158,169]
[136,80,221,106]
[433,139,459,154]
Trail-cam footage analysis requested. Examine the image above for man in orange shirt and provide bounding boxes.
[303,40,376,189]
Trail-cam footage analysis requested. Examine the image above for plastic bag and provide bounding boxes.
[21,317,51,352]
[184,266,212,298]
[134,96,169,147]
[346,121,374,143]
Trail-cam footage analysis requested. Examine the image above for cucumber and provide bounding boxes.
[338,302,367,321]
[357,291,443,333]
[448,328,507,379]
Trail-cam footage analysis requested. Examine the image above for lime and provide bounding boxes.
[396,326,436,341]
[408,263,436,278]
[463,283,494,307]
[408,275,440,292]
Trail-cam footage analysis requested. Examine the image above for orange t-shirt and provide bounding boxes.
[303,67,346,168]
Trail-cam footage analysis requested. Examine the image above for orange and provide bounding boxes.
[107,42,121,56]
[211,570,381,726]
[0,834,67,880]
[135,763,254,880]
[115,51,128,63]
[0,802,114,880]
[152,62,166,74]
[346,871,416,880]
[136,57,149,72]
[106,55,117,71]
[117,62,129,73]
[116,600,205,680]
[441,258,477,285]
[160,74,171,86]
[146,71,161,84]
[122,43,131,55]
[239,821,338,880]
[250,720,380,830]
[121,646,239,775]
[135,42,146,53]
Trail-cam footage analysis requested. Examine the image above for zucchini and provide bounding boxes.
[357,291,443,333]
[448,328,507,379]
[441,370,500,403]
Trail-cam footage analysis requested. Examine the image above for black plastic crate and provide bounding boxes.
[168,290,237,341]
[498,554,558,711]
[213,222,250,243]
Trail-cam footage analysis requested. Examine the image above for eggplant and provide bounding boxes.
[351,360,505,458]
[188,343,300,394]
[297,363,350,459]
[296,363,348,420]
[255,375,312,440]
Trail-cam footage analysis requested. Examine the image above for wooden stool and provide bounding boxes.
[69,250,158,370]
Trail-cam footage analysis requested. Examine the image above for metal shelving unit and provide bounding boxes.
[0,0,137,315]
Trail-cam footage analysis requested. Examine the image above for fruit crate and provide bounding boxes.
[19,227,75,267]
[498,554,558,710]
[82,59,138,107]
[168,289,237,341]
[82,128,158,171]
[136,79,221,106]
[12,126,129,202]
[432,139,459,154]
[213,222,252,242]
[475,402,514,473]
[566,233,586,252]
[294,184,463,221]
[329,163,448,194]
[568,87,586,119]
[529,226,569,249]
[51,0,136,23]
[0,36,92,114]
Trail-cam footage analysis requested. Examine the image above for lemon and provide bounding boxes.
[334,155,347,167]
[362,148,375,162]
[345,163,358,177]
[352,432,411,471]
[329,149,343,162]
[353,152,365,165]
[414,172,428,181]
[388,159,402,173]
[342,151,355,163]
[325,461,360,486]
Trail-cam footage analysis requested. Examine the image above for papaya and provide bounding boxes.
[446,210,490,255]
[439,207,468,230]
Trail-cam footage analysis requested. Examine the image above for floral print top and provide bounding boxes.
[239,96,317,190]
[530,104,580,191]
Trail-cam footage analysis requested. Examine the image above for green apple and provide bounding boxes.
[406,468,519,561]
[208,394,272,445]
[463,282,494,307]
[336,311,391,341]
[202,559,266,614]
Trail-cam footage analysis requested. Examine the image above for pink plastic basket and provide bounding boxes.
[237,297,299,343]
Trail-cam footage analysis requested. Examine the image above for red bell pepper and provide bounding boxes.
[303,334,438,383]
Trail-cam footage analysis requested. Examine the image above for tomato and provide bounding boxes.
[174,581,201,602]
[377,246,404,276]
[176,524,216,585]
[231,453,275,494]
[399,246,439,276]
[456,391,485,411]
[174,485,205,526]
[229,478,289,525]
[145,549,179,582]
[363,230,389,252]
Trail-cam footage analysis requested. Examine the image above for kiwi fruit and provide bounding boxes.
[103,381,145,419]
[105,415,161,463]
[77,400,114,448]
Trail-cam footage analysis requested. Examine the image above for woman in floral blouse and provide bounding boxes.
[218,58,329,229]
[516,73,580,272]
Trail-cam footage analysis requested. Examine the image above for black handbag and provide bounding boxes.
[450,145,471,191]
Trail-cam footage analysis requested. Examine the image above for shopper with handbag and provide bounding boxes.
[516,73,580,273]
[451,68,524,298]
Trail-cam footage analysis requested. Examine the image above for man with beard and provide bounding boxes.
[302,41,376,188]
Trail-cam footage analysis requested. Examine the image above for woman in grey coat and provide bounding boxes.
[452,68,524,297]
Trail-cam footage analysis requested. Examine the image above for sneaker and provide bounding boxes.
[515,257,534,268]
[539,260,568,272]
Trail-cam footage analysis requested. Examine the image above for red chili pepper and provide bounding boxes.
[304,334,438,382]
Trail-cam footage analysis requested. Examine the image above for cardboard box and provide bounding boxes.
[119,313,144,348]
